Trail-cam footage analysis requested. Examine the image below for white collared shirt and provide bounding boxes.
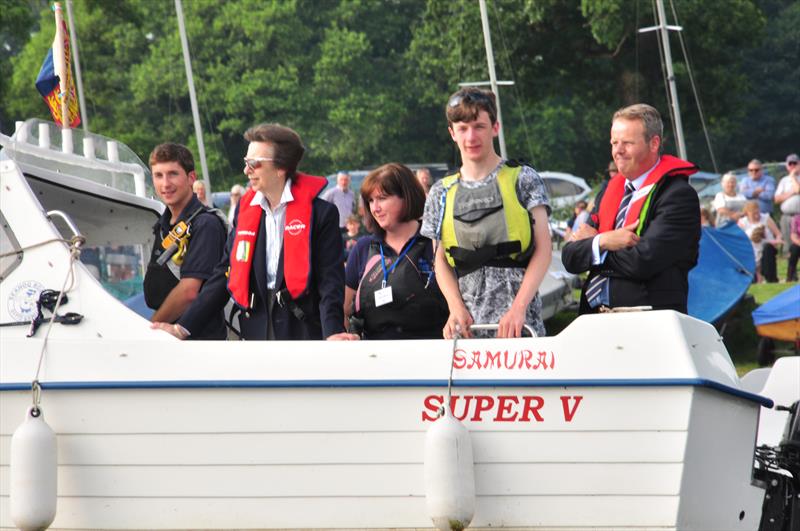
[591,158,660,264]
[250,180,294,289]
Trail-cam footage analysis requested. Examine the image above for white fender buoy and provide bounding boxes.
[424,406,476,531]
[10,406,57,530]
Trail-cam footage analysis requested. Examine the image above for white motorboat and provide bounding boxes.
[1,120,798,530]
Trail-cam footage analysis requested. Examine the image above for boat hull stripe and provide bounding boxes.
[0,378,773,407]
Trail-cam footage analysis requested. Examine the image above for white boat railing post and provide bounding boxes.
[83,137,95,160]
[478,0,507,160]
[38,124,51,149]
[14,121,28,143]
[61,128,73,154]
[107,140,121,191]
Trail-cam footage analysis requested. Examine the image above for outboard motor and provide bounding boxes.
[755,400,800,531]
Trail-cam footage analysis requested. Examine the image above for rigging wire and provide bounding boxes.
[184,9,237,183]
[635,0,640,100]
[489,0,534,160]
[669,0,718,173]
[651,0,677,151]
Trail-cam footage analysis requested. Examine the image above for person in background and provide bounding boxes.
[322,171,355,234]
[153,123,355,341]
[563,200,590,240]
[589,161,618,213]
[416,167,433,195]
[143,143,227,339]
[421,87,552,339]
[562,103,700,314]
[738,200,782,283]
[192,179,210,206]
[345,163,447,339]
[786,213,800,282]
[700,206,715,227]
[740,158,776,215]
[343,213,364,259]
[228,184,245,225]
[774,153,800,253]
[711,172,746,226]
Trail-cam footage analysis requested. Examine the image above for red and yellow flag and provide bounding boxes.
[34,2,80,128]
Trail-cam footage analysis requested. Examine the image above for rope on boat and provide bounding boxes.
[441,328,461,418]
[30,236,83,412]
[0,235,82,259]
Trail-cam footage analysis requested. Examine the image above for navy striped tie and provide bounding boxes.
[586,182,635,309]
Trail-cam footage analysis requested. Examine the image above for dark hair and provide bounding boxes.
[446,87,498,125]
[360,163,426,236]
[149,143,195,174]
[244,123,305,176]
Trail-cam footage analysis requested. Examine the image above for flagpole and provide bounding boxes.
[65,0,88,132]
[53,2,69,130]
[175,0,211,195]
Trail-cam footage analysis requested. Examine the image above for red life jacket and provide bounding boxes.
[227,173,327,309]
[597,155,697,233]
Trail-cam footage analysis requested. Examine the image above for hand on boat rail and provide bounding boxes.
[470,323,537,338]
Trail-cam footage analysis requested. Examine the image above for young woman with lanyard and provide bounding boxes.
[344,163,448,339]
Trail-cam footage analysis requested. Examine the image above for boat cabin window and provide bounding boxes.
[80,244,149,302]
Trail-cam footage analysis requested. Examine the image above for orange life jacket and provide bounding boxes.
[597,155,697,234]
[227,173,327,309]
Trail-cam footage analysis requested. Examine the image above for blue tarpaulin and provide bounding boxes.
[752,285,800,326]
[688,223,755,324]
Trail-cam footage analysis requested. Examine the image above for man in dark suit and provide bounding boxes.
[561,104,700,314]
[153,123,356,340]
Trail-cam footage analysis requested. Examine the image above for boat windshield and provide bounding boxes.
[4,119,155,198]
[1,121,162,313]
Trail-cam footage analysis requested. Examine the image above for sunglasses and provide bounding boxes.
[748,168,761,173]
[448,90,492,108]
[243,157,274,170]
[789,161,798,166]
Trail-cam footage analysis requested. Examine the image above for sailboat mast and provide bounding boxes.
[654,0,687,160]
[478,0,507,160]
[175,0,211,193]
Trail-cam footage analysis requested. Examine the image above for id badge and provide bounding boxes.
[374,286,393,307]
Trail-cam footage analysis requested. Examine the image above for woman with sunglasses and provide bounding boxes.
[344,163,447,339]
[154,123,356,341]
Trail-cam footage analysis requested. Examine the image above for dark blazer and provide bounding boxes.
[562,174,700,314]
[178,197,345,340]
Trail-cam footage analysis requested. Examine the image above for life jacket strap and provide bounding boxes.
[447,240,523,277]
[276,288,308,322]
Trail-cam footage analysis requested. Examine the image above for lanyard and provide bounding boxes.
[379,235,418,288]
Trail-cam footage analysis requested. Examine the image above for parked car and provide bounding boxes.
[211,191,232,210]
[325,163,450,192]
[689,171,721,193]
[538,171,592,209]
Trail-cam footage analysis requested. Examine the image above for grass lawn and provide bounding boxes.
[546,254,798,377]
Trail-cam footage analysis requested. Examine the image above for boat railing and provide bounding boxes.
[0,119,153,198]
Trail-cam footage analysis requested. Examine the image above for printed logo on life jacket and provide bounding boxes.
[237,230,256,237]
[235,240,251,262]
[285,219,306,236]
